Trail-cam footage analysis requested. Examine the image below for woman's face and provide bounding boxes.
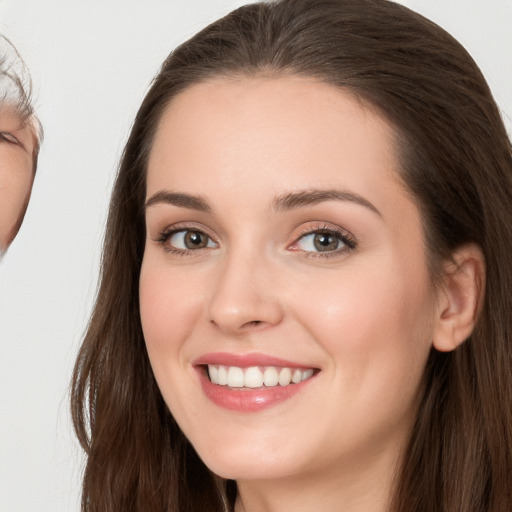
[0,106,36,253]
[140,76,440,483]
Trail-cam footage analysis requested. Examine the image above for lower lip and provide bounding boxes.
[197,368,316,412]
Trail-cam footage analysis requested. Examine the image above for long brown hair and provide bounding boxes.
[71,1,512,510]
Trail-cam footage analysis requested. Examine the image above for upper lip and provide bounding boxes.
[193,352,317,369]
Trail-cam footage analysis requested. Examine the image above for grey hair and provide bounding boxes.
[0,35,43,150]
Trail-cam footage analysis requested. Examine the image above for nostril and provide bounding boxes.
[243,320,262,328]
[209,318,266,332]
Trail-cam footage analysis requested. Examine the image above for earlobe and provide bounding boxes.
[432,244,485,352]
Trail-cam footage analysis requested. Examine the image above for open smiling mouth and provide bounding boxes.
[206,364,316,388]
[197,364,320,411]
[194,354,320,411]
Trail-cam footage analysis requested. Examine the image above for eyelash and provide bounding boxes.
[154,225,218,256]
[291,224,357,259]
[0,132,20,145]
[153,223,357,258]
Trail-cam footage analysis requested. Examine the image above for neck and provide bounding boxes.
[234,445,401,512]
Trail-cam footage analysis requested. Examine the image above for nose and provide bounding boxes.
[207,249,284,335]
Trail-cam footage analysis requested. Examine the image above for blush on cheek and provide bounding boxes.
[300,263,432,356]
[140,265,204,353]
[140,268,169,347]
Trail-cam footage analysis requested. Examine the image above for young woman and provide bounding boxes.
[71,0,512,510]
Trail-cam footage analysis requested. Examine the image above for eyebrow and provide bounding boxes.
[273,188,381,216]
[144,187,381,217]
[145,191,211,212]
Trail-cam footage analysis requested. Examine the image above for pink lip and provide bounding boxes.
[193,352,308,368]
[193,352,318,412]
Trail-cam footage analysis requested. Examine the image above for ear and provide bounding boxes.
[433,244,485,352]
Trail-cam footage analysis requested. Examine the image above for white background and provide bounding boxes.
[0,1,510,511]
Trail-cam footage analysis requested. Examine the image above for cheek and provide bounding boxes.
[0,178,30,207]
[139,256,218,432]
[140,261,198,354]
[290,255,435,392]
[0,160,33,248]
[285,261,434,456]
[0,153,33,203]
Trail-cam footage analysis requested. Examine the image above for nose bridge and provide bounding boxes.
[207,238,283,333]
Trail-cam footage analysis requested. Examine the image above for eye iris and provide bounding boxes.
[313,232,339,251]
[184,231,207,249]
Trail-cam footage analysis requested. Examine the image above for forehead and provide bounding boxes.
[0,104,25,128]
[147,76,402,204]
[154,75,391,145]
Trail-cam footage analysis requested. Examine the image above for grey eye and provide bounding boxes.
[169,230,216,250]
[296,232,344,252]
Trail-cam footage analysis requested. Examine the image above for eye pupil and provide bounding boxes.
[314,233,338,251]
[185,231,207,249]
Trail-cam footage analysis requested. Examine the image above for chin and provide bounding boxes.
[192,434,308,482]
[206,459,288,482]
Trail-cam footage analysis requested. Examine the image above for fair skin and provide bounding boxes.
[140,76,482,512]
[0,105,36,253]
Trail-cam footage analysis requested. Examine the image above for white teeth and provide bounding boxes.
[245,366,264,388]
[207,364,315,388]
[218,366,228,385]
[292,369,302,384]
[278,367,292,386]
[302,369,314,380]
[208,365,219,384]
[227,366,245,387]
[263,367,279,386]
